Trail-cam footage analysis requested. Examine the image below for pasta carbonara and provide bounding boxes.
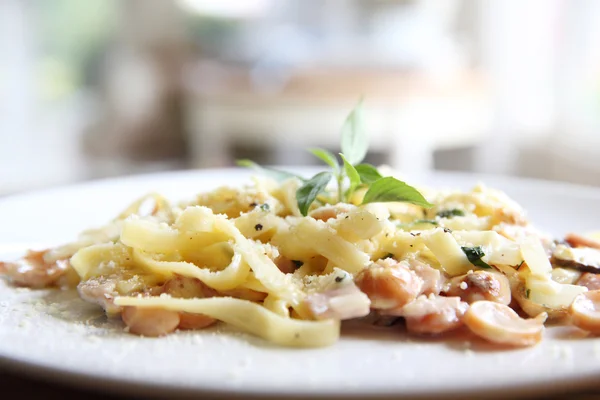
[3,174,600,348]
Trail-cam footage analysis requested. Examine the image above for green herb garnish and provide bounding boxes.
[296,172,333,216]
[354,163,383,184]
[238,100,433,216]
[340,97,367,165]
[340,153,361,199]
[437,209,465,218]
[362,177,433,208]
[413,219,439,226]
[525,289,531,299]
[461,246,491,269]
[309,148,339,173]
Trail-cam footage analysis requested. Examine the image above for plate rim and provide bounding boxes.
[1,348,599,399]
[2,168,600,398]
[2,167,600,204]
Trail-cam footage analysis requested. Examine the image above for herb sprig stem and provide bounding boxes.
[238,99,433,215]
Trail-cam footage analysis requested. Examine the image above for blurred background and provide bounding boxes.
[1,0,599,195]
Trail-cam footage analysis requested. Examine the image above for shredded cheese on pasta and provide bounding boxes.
[7,175,597,347]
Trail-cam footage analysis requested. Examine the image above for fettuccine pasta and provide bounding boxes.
[3,175,600,348]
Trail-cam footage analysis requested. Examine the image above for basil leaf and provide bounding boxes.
[296,171,333,216]
[340,99,367,165]
[355,163,383,184]
[362,177,433,208]
[340,154,360,195]
[437,209,465,218]
[461,246,491,269]
[309,148,339,172]
[411,219,439,227]
[236,159,301,182]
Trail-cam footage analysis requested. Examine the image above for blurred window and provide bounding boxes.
[33,0,118,102]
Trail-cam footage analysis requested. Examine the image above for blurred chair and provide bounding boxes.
[184,64,491,174]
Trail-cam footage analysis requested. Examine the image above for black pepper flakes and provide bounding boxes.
[335,276,344,283]
[443,227,452,233]
[254,224,263,231]
[292,260,304,268]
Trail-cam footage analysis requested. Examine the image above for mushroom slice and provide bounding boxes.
[570,290,600,334]
[551,268,582,285]
[511,279,570,321]
[444,270,511,305]
[551,244,600,273]
[464,301,547,347]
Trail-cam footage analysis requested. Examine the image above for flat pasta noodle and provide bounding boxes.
[293,218,370,274]
[332,207,385,242]
[6,168,598,349]
[114,296,340,347]
[126,206,302,302]
[453,230,522,266]
[419,228,471,276]
[121,218,180,254]
[263,294,291,318]
[132,248,250,291]
[278,179,303,217]
[116,193,171,220]
[70,242,134,280]
[234,210,286,239]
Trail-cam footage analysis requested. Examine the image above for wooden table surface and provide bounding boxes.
[2,366,600,400]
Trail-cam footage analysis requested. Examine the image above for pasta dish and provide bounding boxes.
[2,103,600,348]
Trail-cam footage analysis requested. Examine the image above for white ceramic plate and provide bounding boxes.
[2,169,600,399]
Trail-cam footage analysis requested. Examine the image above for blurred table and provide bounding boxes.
[2,367,600,400]
[184,65,492,174]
